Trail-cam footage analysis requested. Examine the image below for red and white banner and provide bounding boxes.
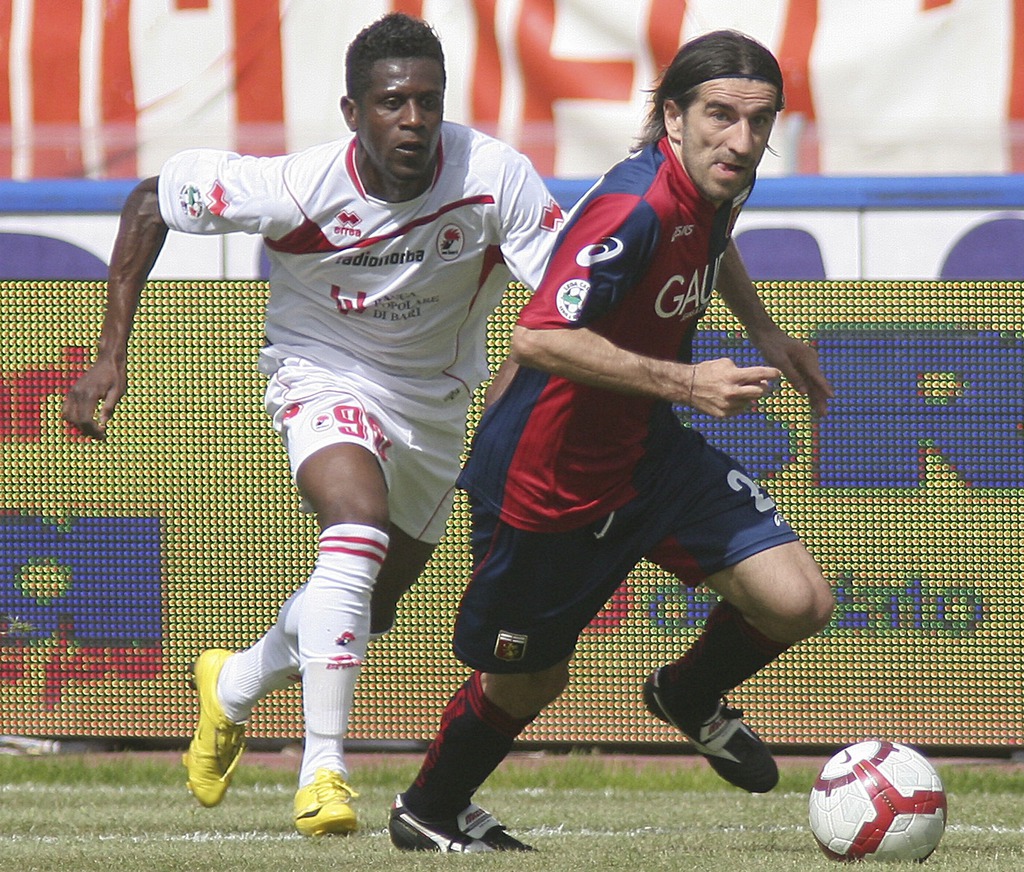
[2,0,1023,180]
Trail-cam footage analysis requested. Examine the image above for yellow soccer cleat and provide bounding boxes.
[293,768,360,836]
[182,648,247,807]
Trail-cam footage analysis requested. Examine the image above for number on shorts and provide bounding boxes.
[726,469,776,513]
[332,405,367,439]
[332,404,392,460]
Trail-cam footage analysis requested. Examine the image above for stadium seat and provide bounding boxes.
[734,227,826,280]
[0,232,108,279]
[939,217,1024,279]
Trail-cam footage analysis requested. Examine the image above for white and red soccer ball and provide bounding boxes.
[808,740,947,862]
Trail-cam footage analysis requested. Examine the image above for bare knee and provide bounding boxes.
[757,574,834,644]
[713,544,835,645]
[481,661,570,720]
[790,579,835,639]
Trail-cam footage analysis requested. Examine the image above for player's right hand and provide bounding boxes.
[62,359,127,440]
[688,358,780,419]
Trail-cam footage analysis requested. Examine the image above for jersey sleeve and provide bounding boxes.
[518,192,660,330]
[157,148,304,238]
[490,146,565,291]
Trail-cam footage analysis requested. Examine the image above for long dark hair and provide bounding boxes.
[345,13,446,103]
[636,30,784,149]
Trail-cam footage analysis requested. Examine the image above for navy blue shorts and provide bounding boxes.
[453,432,798,673]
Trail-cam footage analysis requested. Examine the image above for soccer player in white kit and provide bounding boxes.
[62,13,562,835]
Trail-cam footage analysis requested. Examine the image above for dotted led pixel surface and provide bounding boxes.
[1,280,1021,747]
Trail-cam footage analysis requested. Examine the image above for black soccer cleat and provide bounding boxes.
[389,793,534,853]
[643,668,779,793]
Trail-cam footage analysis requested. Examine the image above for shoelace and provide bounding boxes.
[311,772,359,802]
[698,700,744,742]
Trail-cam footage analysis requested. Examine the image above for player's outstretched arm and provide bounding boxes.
[62,176,169,440]
[716,239,834,416]
[511,324,779,419]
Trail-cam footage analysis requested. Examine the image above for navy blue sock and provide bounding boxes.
[402,671,534,821]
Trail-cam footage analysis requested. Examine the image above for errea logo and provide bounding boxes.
[333,209,362,238]
[541,200,564,232]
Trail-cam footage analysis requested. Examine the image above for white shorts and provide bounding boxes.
[263,356,466,543]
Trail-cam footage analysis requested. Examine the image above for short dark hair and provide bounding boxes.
[345,13,446,103]
[636,30,784,149]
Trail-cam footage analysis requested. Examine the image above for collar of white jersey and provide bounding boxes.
[344,135,446,203]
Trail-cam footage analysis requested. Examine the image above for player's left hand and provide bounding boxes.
[755,329,833,416]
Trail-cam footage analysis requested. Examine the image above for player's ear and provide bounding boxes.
[663,98,685,143]
[340,95,359,132]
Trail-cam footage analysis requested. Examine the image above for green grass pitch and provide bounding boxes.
[2,750,1023,870]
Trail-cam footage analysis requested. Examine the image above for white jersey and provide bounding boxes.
[157,122,562,417]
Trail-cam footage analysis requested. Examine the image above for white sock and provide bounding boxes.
[297,523,388,787]
[216,586,304,724]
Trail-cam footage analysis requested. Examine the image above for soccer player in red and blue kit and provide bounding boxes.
[389,29,837,853]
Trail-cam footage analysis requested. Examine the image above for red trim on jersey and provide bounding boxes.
[344,136,446,201]
[476,241,506,287]
[264,194,496,254]
[345,140,366,199]
[348,195,493,249]
[440,243,506,393]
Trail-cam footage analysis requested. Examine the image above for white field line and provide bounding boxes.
[2,823,1022,846]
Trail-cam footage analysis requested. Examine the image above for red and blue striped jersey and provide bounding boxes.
[459,137,751,531]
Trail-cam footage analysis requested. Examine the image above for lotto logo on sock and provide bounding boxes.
[326,653,362,670]
[494,630,528,662]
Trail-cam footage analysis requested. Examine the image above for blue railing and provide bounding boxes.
[3,175,1024,214]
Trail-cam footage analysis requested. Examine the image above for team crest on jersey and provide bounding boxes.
[178,184,205,220]
[555,279,590,322]
[437,223,465,261]
[311,413,333,432]
[494,631,528,662]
